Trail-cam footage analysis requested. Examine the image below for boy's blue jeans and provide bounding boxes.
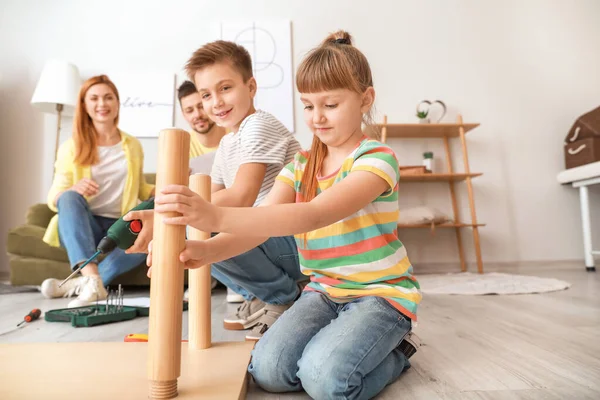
[249,291,412,400]
[57,191,147,285]
[211,235,305,305]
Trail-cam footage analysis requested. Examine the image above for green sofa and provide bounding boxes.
[6,174,158,286]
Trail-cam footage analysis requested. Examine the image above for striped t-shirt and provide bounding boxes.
[276,137,421,320]
[211,110,301,206]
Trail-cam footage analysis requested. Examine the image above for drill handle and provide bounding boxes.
[104,198,155,252]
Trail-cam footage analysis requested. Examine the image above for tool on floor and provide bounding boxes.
[46,285,131,327]
[17,308,41,327]
[45,286,188,328]
[124,333,189,343]
[58,198,155,288]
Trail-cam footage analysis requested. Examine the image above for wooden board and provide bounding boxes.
[0,341,254,400]
[370,123,480,138]
[400,173,482,182]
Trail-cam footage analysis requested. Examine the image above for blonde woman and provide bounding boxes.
[40,75,154,307]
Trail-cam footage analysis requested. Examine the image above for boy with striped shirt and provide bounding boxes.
[181,40,304,340]
[128,41,303,340]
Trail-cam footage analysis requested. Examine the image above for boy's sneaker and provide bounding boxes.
[67,276,108,308]
[398,332,421,359]
[223,298,266,330]
[226,288,245,303]
[40,276,86,299]
[244,303,292,341]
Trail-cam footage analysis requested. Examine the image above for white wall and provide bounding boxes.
[1,0,599,274]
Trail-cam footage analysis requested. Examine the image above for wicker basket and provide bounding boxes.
[399,166,427,175]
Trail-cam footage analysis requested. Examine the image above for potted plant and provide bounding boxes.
[416,110,430,124]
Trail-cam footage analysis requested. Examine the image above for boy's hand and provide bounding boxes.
[180,240,211,269]
[123,209,154,254]
[155,185,220,232]
[146,240,210,279]
[146,240,153,277]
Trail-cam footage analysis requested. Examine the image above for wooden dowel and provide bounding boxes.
[147,128,190,399]
[188,174,212,350]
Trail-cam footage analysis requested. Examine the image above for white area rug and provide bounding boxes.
[417,272,571,295]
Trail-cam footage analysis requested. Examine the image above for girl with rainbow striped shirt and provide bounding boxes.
[152,30,422,400]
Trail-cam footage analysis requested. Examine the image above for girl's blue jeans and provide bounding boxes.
[249,291,412,399]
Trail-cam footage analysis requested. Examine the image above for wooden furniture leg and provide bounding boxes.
[444,135,467,272]
[188,174,212,349]
[457,114,484,273]
[148,128,190,399]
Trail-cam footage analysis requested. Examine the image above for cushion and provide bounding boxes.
[145,173,156,185]
[26,203,56,228]
[398,206,450,225]
[7,224,69,262]
[9,254,152,287]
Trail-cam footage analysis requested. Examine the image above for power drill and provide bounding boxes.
[58,198,155,287]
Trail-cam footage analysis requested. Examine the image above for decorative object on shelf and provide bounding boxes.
[416,100,430,124]
[416,100,447,124]
[400,166,427,175]
[31,59,81,168]
[423,151,434,173]
[398,206,450,226]
[564,106,600,169]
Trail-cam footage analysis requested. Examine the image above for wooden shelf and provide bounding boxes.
[378,114,484,273]
[400,173,482,182]
[397,223,486,229]
[371,123,479,138]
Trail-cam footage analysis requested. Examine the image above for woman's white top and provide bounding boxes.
[88,141,127,219]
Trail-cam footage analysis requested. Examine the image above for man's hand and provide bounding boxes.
[70,178,99,197]
[146,239,210,278]
[155,185,220,232]
[123,209,154,254]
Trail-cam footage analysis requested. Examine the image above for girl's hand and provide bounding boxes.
[154,185,220,232]
[70,178,99,197]
[146,239,210,278]
[123,210,154,254]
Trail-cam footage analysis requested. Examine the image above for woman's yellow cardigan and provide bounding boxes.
[43,132,155,247]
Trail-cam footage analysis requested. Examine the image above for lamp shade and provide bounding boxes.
[31,60,81,117]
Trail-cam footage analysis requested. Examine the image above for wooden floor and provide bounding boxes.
[1,262,599,399]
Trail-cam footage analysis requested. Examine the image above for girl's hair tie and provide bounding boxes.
[334,38,350,45]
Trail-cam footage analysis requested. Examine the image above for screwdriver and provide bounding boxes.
[17,309,41,327]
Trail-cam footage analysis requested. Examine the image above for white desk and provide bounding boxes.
[557,161,600,271]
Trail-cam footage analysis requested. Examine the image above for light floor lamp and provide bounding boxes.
[31,60,81,168]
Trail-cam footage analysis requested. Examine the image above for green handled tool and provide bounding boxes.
[58,198,155,288]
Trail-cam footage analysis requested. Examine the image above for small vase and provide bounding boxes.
[419,118,430,124]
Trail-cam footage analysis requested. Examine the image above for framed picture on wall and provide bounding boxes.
[107,72,176,138]
[219,20,295,133]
